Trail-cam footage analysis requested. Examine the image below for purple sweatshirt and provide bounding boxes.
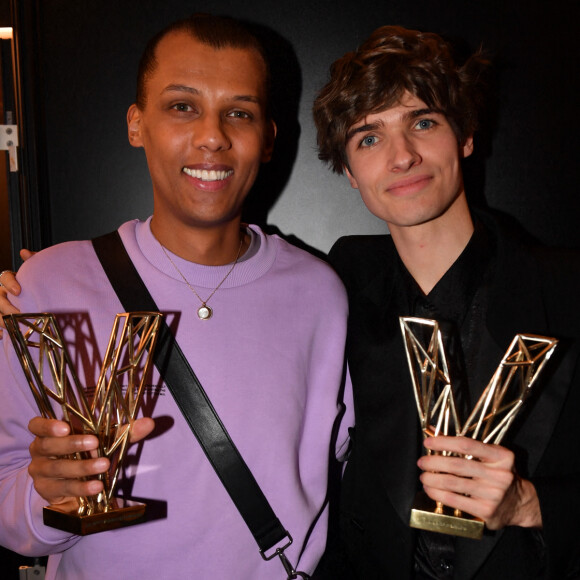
[0,219,353,579]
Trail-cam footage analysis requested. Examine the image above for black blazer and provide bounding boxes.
[326,210,580,579]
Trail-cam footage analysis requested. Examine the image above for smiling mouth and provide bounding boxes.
[388,175,432,194]
[183,167,234,182]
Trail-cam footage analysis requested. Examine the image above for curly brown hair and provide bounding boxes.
[313,25,490,174]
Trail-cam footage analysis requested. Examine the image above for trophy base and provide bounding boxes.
[409,492,484,539]
[43,499,146,535]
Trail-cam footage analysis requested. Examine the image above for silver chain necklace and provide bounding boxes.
[161,235,244,320]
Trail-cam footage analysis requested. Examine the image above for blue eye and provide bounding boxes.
[415,119,435,130]
[360,135,377,147]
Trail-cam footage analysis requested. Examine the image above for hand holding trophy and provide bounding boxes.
[399,316,558,539]
[4,311,162,535]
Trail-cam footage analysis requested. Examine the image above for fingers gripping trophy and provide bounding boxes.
[399,316,558,539]
[4,311,162,535]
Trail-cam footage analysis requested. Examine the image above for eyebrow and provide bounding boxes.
[162,84,200,96]
[346,122,381,143]
[407,108,436,120]
[162,84,261,104]
[232,95,261,105]
[346,108,437,143]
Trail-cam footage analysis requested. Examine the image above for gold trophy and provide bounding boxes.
[399,316,558,539]
[4,312,162,535]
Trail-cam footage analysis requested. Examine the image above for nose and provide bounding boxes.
[192,113,231,152]
[388,133,421,172]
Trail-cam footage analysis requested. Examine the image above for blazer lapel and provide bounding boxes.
[455,214,574,577]
[455,330,575,578]
[376,327,423,525]
[485,215,571,477]
[348,256,422,527]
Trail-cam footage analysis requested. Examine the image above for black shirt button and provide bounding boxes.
[439,558,453,571]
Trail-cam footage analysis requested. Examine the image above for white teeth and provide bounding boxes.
[183,167,233,181]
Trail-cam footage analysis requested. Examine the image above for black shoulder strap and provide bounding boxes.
[91,231,290,555]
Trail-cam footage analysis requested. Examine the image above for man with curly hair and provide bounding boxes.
[314,25,580,579]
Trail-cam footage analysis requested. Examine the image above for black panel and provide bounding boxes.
[12,0,580,252]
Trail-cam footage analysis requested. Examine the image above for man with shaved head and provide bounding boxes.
[0,14,352,579]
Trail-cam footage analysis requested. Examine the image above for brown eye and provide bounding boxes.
[227,110,252,119]
[172,103,193,112]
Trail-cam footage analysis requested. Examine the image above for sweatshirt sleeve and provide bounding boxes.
[0,254,83,556]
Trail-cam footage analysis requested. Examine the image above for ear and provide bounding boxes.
[462,134,474,159]
[127,104,144,148]
[260,119,277,163]
[344,165,359,190]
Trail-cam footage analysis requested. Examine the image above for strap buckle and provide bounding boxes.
[259,533,311,579]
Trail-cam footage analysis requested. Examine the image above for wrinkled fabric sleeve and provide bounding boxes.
[0,280,81,557]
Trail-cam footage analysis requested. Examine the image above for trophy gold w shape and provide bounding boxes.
[399,316,558,539]
[4,311,162,535]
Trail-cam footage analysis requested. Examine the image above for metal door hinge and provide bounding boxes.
[0,124,18,171]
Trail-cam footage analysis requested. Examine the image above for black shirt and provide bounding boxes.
[396,220,496,579]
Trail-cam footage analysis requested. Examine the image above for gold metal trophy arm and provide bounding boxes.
[4,314,92,423]
[460,334,559,445]
[91,313,162,505]
[399,317,460,438]
[4,311,162,535]
[399,317,461,525]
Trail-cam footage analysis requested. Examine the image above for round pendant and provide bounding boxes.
[197,305,213,320]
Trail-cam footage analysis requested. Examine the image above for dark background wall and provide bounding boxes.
[12,0,580,257]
